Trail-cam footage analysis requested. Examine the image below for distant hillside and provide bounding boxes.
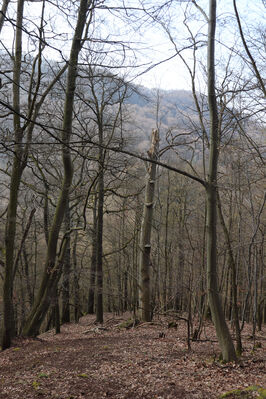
[128,86,196,111]
[0,53,198,157]
[125,86,201,152]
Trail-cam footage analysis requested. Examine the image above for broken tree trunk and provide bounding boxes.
[139,129,159,322]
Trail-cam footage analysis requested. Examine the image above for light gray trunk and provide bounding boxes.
[139,129,159,322]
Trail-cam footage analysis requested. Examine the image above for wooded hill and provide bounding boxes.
[0,0,265,365]
[0,62,264,346]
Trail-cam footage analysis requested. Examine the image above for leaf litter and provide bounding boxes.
[0,313,265,399]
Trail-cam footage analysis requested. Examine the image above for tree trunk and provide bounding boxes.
[96,136,104,323]
[123,266,128,312]
[252,246,258,340]
[0,0,11,33]
[206,0,236,362]
[163,171,170,310]
[217,191,242,355]
[61,200,71,324]
[88,194,97,314]
[72,230,80,323]
[22,0,91,337]
[1,0,25,350]
[139,129,159,322]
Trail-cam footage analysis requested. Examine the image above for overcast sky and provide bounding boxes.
[1,0,265,92]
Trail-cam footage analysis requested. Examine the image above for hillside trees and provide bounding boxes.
[0,0,70,349]
[1,0,25,351]
[0,0,264,358]
[21,0,94,338]
[74,59,132,322]
[142,0,238,360]
[155,0,264,361]
[0,0,152,341]
[143,0,262,360]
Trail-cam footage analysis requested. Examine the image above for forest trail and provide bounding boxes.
[0,313,265,399]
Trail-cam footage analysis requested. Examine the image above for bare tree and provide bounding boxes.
[205,0,236,362]
[22,0,94,337]
[233,0,266,98]
[1,0,25,351]
[139,129,159,322]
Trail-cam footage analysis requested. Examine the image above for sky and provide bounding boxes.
[0,0,265,92]
[133,0,265,91]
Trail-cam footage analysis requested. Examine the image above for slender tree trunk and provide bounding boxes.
[252,246,258,340]
[72,230,80,323]
[2,5,67,344]
[139,129,159,322]
[241,192,265,329]
[132,203,141,316]
[61,199,71,324]
[22,0,91,337]
[54,289,60,334]
[1,0,25,350]
[23,247,33,307]
[155,195,162,310]
[223,266,230,317]
[217,191,242,355]
[121,198,128,312]
[206,0,236,362]
[124,270,128,312]
[96,128,104,323]
[176,196,186,312]
[0,0,10,33]
[88,194,97,314]
[116,215,123,313]
[233,0,266,97]
[257,235,264,331]
[163,171,170,310]
[200,202,207,316]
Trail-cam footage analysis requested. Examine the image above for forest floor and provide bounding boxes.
[0,313,265,399]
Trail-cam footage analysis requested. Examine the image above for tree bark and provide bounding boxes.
[22,0,92,337]
[88,194,97,314]
[217,191,242,355]
[163,171,170,310]
[233,0,266,97]
[139,129,159,322]
[1,0,25,350]
[0,0,10,33]
[61,199,71,324]
[96,129,104,323]
[72,230,80,323]
[206,0,237,362]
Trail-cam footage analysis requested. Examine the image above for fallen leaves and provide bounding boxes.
[0,313,265,399]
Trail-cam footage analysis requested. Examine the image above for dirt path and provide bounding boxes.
[0,314,265,398]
